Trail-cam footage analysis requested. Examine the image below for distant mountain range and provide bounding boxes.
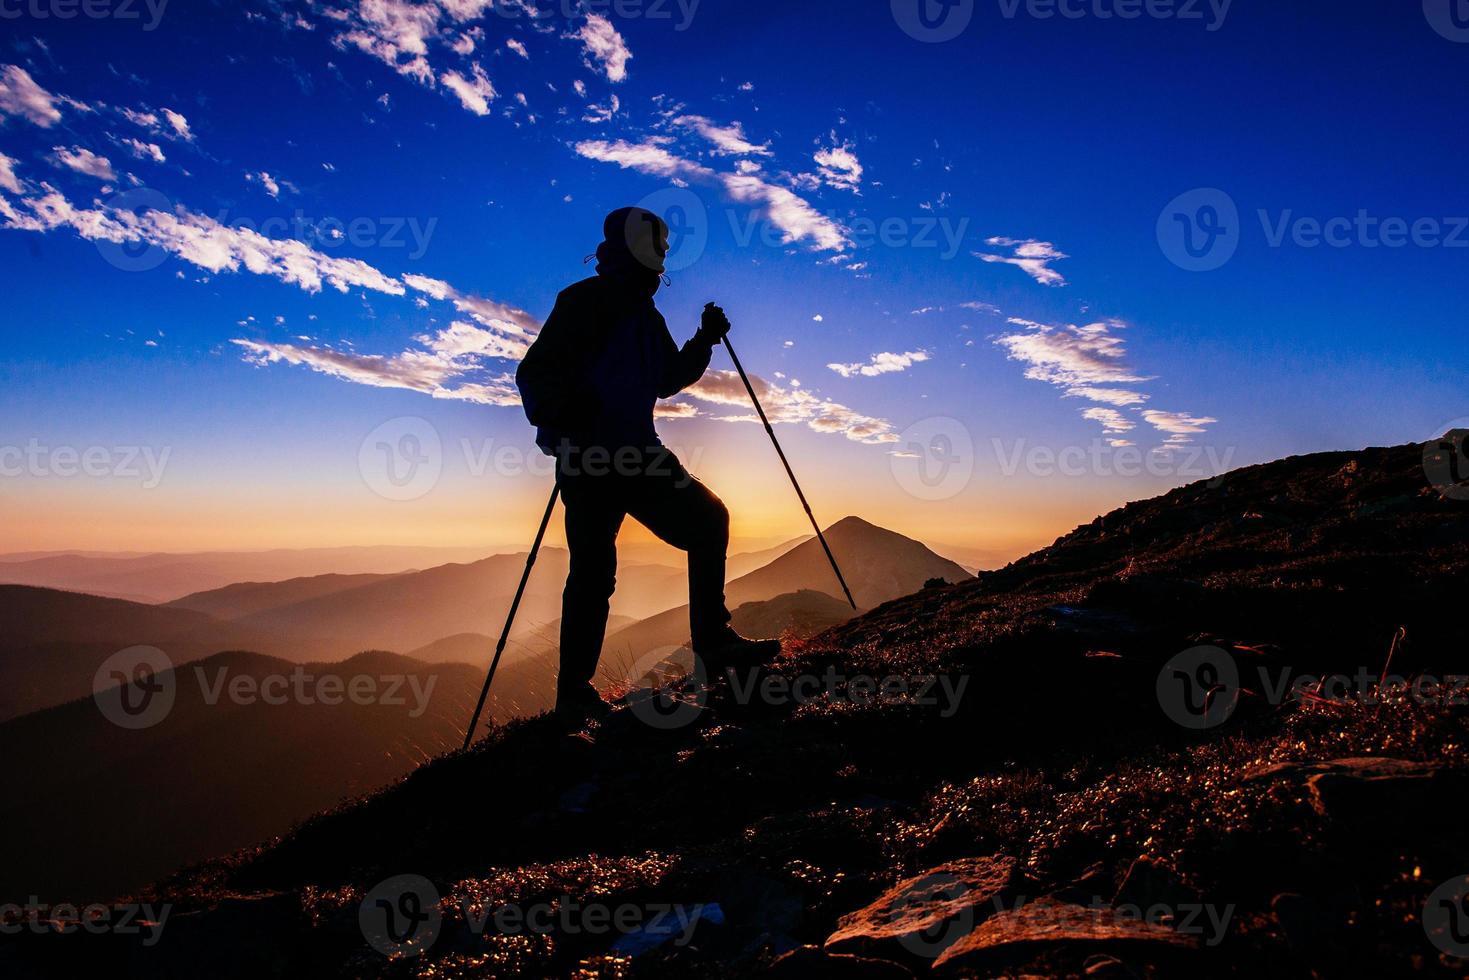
[0,545,498,604]
[0,650,484,904]
[0,517,970,906]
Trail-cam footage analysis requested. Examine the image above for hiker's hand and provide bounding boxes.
[698,303,731,345]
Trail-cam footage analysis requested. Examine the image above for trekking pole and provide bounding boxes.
[462,484,561,749]
[719,327,857,611]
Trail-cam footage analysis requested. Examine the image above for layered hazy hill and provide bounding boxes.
[0,517,963,908]
[39,440,1461,980]
[0,545,496,604]
[600,516,970,666]
[0,650,485,905]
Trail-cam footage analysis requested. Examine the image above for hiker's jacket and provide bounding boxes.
[517,274,716,455]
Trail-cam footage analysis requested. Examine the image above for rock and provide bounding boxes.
[933,896,1198,971]
[1303,757,1441,821]
[769,945,916,978]
[824,855,1023,964]
[1084,953,1140,978]
[1111,856,1200,921]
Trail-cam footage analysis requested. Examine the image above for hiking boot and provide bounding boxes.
[693,626,782,665]
[555,684,613,725]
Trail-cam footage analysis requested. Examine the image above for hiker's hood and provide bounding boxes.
[595,206,668,296]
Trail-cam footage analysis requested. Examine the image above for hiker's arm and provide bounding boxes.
[657,304,728,397]
[516,291,592,429]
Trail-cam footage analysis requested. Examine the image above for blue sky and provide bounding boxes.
[1,1,1466,559]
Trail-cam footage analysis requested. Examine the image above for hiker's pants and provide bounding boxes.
[556,446,732,700]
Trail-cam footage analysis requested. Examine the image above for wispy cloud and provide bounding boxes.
[683,370,898,444]
[674,115,771,156]
[0,65,64,128]
[827,350,929,378]
[572,13,632,82]
[977,237,1068,286]
[441,62,496,115]
[574,139,850,252]
[814,134,862,192]
[994,316,1216,445]
[2,185,406,296]
[233,326,521,406]
[51,146,116,181]
[1142,409,1219,447]
[117,137,166,163]
[995,317,1149,391]
[0,152,23,194]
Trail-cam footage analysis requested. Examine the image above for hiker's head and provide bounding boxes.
[596,206,669,295]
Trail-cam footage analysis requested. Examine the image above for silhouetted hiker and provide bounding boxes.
[517,206,781,722]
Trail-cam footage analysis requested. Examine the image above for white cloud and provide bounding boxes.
[1064,386,1149,407]
[0,152,22,194]
[2,184,407,296]
[441,62,496,115]
[827,350,929,378]
[681,370,898,444]
[233,335,521,406]
[246,171,283,199]
[1141,410,1218,443]
[994,316,1216,443]
[573,13,632,82]
[161,108,192,141]
[118,137,166,163]
[51,146,116,181]
[0,65,64,128]
[814,135,862,192]
[402,273,539,339]
[978,237,1068,286]
[506,37,528,58]
[582,93,620,124]
[575,138,714,182]
[674,115,771,156]
[1081,407,1135,434]
[994,317,1148,392]
[719,172,849,252]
